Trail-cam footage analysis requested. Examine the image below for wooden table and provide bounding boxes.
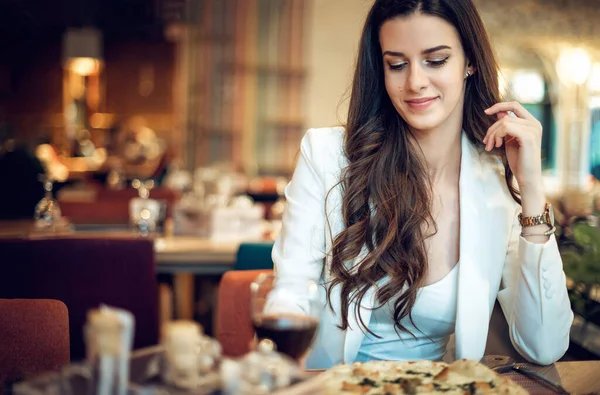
[153,236,239,321]
[529,361,600,393]
[153,236,238,274]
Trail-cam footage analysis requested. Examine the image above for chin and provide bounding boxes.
[402,116,443,133]
[396,104,444,132]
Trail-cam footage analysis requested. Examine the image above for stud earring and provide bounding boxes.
[465,70,472,78]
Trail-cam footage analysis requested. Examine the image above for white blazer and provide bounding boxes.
[272,127,573,369]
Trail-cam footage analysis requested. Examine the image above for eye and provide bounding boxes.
[388,62,407,71]
[425,56,450,68]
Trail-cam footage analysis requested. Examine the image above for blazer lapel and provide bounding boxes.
[455,134,491,360]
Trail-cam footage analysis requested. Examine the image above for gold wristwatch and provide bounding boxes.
[518,203,554,227]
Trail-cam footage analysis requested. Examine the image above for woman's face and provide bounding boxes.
[379,13,471,134]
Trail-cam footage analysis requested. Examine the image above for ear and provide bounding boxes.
[464,63,476,79]
[466,61,476,77]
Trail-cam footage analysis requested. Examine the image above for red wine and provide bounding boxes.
[253,314,318,360]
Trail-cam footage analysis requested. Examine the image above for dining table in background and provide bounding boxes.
[153,235,239,320]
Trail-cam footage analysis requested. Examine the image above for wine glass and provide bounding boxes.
[129,198,161,236]
[250,273,321,362]
[130,179,158,236]
[34,175,62,229]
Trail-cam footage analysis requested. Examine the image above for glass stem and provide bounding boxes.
[44,180,53,199]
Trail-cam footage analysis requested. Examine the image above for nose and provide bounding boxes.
[407,64,428,92]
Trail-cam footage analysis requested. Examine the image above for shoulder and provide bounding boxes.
[302,126,345,152]
[301,126,347,172]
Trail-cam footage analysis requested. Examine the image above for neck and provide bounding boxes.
[410,127,462,185]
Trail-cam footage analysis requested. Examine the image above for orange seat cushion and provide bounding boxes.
[0,299,70,390]
[216,269,273,357]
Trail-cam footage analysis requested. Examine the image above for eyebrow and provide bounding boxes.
[382,45,452,57]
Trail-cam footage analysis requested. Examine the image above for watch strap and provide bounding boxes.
[518,203,553,227]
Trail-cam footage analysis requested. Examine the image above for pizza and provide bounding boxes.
[321,359,527,394]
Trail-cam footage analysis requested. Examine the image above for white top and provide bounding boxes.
[355,263,459,362]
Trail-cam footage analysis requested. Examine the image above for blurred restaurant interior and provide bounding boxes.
[1,0,600,391]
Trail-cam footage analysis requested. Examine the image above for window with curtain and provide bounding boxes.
[182,0,310,176]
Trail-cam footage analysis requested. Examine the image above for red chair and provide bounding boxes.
[216,269,273,357]
[0,237,159,361]
[0,299,70,394]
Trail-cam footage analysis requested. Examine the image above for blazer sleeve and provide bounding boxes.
[496,205,574,365]
[269,129,329,311]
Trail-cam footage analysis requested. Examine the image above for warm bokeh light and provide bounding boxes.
[556,47,592,86]
[589,63,600,94]
[68,57,101,76]
[89,113,105,129]
[68,72,85,99]
[511,70,545,104]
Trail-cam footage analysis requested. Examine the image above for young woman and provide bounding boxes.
[271,0,573,368]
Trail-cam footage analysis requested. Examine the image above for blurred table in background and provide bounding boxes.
[153,236,238,322]
[154,237,237,274]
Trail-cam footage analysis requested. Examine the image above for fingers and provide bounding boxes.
[484,126,525,152]
[485,115,530,139]
[494,135,503,149]
[483,116,539,152]
[496,111,510,120]
[485,101,538,123]
[483,102,543,152]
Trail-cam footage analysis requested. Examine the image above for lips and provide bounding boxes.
[405,96,438,110]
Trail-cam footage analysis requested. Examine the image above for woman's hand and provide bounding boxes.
[483,101,544,193]
[484,101,549,242]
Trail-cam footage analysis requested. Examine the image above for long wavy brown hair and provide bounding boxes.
[326,0,520,336]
